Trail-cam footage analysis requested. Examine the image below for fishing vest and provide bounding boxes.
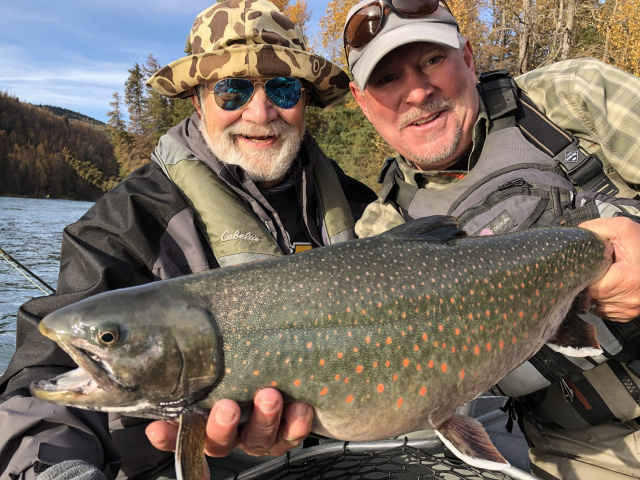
[153,134,356,268]
[378,70,640,430]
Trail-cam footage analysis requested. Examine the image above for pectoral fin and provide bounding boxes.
[435,414,510,470]
[547,311,601,357]
[176,408,210,480]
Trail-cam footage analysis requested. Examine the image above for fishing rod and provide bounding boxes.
[0,247,55,295]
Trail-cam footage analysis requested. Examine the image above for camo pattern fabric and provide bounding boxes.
[148,0,350,107]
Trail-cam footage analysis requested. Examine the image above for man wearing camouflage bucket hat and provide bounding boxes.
[0,1,376,479]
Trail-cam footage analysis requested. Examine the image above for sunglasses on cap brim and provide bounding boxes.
[344,0,455,57]
[207,77,305,111]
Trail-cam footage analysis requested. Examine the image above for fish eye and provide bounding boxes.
[98,329,119,346]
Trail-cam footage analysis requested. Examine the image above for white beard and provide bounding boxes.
[199,114,305,184]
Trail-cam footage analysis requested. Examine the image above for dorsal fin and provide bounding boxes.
[381,216,467,242]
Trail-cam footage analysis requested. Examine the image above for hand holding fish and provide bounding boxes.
[580,216,640,322]
[145,388,313,457]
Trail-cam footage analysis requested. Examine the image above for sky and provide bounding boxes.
[0,0,333,123]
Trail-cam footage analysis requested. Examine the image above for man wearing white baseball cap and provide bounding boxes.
[345,1,640,479]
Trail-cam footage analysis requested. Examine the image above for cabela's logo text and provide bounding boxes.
[221,230,260,242]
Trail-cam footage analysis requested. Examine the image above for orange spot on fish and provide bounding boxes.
[344,378,350,383]
[319,359,325,366]
[474,345,480,355]
[393,374,398,381]
[463,345,468,351]
[356,365,364,373]
[450,298,455,304]
[335,374,341,380]
[346,395,354,404]
[499,340,504,350]
[373,361,379,368]
[512,336,517,344]
[414,345,419,351]
[271,381,277,387]
[365,336,371,344]
[386,337,392,345]
[307,342,312,349]
[438,325,444,331]
[519,311,524,318]
[385,360,391,367]
[337,352,343,359]
[420,386,427,396]
[422,333,428,342]
[416,364,422,371]
[451,346,456,353]
[397,398,404,408]
[403,358,410,367]
[468,314,473,320]
[253,371,260,376]
[319,387,328,396]
[294,379,301,387]
[441,363,448,373]
[459,369,465,380]
[486,342,492,351]
[455,328,461,335]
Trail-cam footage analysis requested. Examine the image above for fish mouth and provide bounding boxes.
[30,341,127,403]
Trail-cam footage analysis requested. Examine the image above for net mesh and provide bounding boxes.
[233,438,533,480]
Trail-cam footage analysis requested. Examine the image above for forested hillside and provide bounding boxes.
[0,93,118,200]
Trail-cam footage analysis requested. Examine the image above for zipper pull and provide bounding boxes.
[560,378,575,402]
[498,178,529,191]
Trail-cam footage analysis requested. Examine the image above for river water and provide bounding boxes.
[0,196,94,376]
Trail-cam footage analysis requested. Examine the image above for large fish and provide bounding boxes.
[31,217,611,478]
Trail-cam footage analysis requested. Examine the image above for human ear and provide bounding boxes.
[350,82,371,122]
[190,93,203,118]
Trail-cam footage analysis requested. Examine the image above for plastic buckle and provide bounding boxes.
[556,139,619,196]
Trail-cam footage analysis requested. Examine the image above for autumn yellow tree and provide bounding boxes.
[271,0,312,38]
[598,0,640,75]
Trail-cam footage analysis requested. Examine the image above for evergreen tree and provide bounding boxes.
[124,62,146,135]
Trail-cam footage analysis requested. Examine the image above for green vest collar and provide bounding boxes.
[153,134,355,267]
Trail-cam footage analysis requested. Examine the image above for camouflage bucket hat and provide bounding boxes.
[148,0,350,107]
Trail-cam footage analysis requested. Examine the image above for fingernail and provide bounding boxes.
[260,398,281,414]
[292,403,311,418]
[216,406,238,426]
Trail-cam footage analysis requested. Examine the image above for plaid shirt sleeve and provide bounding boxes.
[355,198,406,238]
[516,58,640,186]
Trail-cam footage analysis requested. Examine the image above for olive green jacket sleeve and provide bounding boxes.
[516,57,640,187]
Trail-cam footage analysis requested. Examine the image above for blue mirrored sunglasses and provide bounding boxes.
[209,77,304,111]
